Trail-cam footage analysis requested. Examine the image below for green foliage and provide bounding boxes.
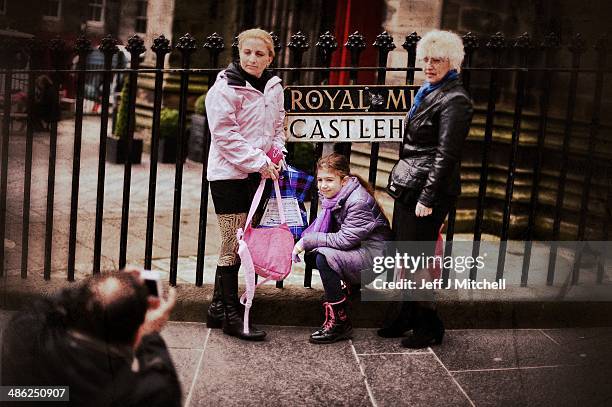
[113,79,130,139]
[159,108,179,139]
[194,93,206,115]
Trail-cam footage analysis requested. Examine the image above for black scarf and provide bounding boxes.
[225,62,272,93]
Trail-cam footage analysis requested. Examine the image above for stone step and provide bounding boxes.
[3,273,612,329]
[348,143,398,190]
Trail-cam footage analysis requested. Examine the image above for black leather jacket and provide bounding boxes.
[388,78,473,207]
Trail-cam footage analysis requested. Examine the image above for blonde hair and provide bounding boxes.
[238,28,275,58]
[416,30,465,72]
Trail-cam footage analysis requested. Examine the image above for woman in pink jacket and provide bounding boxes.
[204,28,285,341]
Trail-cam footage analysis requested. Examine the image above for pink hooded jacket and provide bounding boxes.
[205,66,286,181]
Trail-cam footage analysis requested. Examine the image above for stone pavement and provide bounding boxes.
[161,324,612,407]
[1,310,611,407]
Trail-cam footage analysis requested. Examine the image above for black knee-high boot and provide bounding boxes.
[377,302,416,338]
[400,304,444,348]
[220,265,266,341]
[206,266,225,328]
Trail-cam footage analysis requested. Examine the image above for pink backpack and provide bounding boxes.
[236,178,294,334]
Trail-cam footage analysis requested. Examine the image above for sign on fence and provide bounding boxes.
[284,85,419,142]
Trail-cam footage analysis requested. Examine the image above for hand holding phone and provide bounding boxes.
[141,269,163,297]
[134,270,176,349]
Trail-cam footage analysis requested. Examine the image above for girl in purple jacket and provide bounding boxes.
[293,153,392,344]
[205,29,285,341]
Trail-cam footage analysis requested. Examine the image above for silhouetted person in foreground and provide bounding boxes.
[1,269,181,407]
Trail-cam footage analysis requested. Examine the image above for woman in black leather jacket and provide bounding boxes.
[379,30,473,348]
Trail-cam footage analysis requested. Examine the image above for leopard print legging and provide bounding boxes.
[216,213,248,266]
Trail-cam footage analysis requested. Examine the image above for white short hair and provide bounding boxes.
[416,30,465,72]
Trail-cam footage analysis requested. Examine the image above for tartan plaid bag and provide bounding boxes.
[261,165,314,239]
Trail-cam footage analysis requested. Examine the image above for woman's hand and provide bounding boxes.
[292,239,305,263]
[260,162,280,180]
[415,202,433,217]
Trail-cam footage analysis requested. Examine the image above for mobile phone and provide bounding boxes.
[141,270,162,297]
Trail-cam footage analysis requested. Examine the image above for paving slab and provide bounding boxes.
[2,311,612,406]
[351,327,430,355]
[130,211,210,258]
[433,329,585,371]
[152,255,218,284]
[541,327,612,365]
[167,347,204,403]
[359,353,473,407]
[3,220,44,272]
[162,321,209,349]
[453,365,612,407]
[190,325,371,407]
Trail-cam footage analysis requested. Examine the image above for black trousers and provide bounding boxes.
[315,253,344,302]
[386,193,455,313]
[392,192,454,256]
[304,252,347,303]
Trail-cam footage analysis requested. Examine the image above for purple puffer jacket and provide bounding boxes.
[301,179,392,284]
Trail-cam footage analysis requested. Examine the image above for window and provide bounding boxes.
[88,0,105,23]
[0,0,6,15]
[135,0,148,34]
[43,0,62,19]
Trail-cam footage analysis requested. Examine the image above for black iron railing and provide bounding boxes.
[0,30,609,289]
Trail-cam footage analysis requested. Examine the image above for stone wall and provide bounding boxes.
[117,0,143,44]
[382,0,444,85]
[4,0,86,37]
[440,0,611,120]
[171,0,241,68]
